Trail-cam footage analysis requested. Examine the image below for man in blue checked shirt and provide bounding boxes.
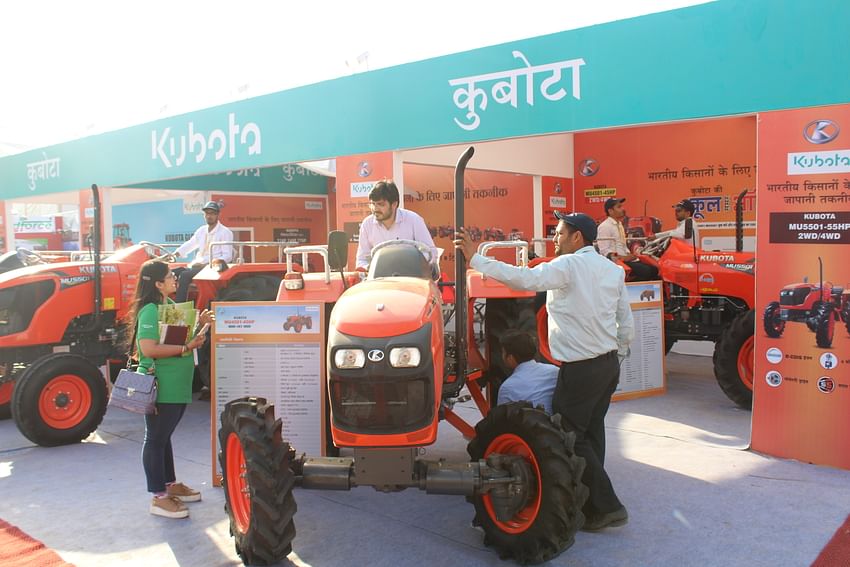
[496,330,558,414]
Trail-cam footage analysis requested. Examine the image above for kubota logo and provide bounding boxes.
[151,112,262,168]
[358,161,372,177]
[367,349,384,362]
[803,119,839,144]
[578,158,599,176]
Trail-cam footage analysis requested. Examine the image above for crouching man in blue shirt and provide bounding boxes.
[497,330,558,414]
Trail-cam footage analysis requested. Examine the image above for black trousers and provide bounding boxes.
[552,350,623,516]
[625,260,658,281]
[175,264,205,302]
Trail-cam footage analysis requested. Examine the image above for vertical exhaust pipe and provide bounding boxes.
[734,189,747,253]
[454,147,474,387]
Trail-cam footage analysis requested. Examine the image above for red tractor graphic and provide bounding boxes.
[283,314,313,333]
[763,257,850,348]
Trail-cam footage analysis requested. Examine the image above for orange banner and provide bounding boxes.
[751,104,850,470]
[211,194,328,262]
[573,117,756,249]
[402,164,534,272]
[541,176,573,256]
[334,152,394,267]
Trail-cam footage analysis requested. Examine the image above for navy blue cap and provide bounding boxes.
[202,201,221,213]
[673,199,696,213]
[554,211,597,242]
[603,197,625,213]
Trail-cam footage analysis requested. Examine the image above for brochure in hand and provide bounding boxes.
[158,301,198,346]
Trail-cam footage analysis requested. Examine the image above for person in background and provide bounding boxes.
[653,198,700,245]
[497,329,558,414]
[128,260,213,519]
[174,201,234,302]
[596,198,658,281]
[455,211,634,532]
[355,180,438,270]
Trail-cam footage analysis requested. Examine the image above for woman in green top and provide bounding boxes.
[129,260,212,519]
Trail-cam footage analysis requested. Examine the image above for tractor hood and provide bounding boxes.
[331,278,437,338]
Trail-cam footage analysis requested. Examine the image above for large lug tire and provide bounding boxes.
[199,275,283,389]
[11,353,108,446]
[468,402,588,565]
[805,301,824,332]
[843,302,850,336]
[713,310,755,409]
[763,301,785,338]
[814,303,835,348]
[219,397,296,566]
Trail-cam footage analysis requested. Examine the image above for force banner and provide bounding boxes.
[751,103,850,470]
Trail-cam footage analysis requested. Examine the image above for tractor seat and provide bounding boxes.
[368,245,432,280]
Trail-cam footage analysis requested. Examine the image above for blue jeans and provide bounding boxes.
[142,403,187,493]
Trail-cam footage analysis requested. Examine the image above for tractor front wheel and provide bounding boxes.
[219,397,296,566]
[814,303,835,348]
[713,310,754,409]
[468,402,587,565]
[763,301,785,338]
[11,354,108,446]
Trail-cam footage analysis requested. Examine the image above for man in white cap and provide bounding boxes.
[174,201,234,302]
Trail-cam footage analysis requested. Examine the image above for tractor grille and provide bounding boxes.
[330,375,432,433]
[0,280,55,337]
[780,287,813,306]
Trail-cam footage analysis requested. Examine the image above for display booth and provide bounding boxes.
[0,0,849,470]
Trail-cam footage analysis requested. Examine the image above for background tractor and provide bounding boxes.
[763,257,850,348]
[218,148,588,566]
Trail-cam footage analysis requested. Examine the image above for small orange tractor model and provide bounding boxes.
[219,148,587,566]
[282,314,312,332]
[763,257,850,348]
[0,186,183,443]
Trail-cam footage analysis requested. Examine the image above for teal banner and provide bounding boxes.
[1,0,849,200]
[122,164,328,194]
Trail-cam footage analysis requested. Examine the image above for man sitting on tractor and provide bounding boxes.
[652,198,700,245]
[497,329,558,414]
[597,197,658,281]
[174,201,234,302]
[355,180,438,270]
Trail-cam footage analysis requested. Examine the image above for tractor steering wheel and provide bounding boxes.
[139,241,177,262]
[16,248,45,266]
[640,235,672,258]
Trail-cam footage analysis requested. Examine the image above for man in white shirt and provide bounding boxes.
[455,211,634,532]
[174,201,234,301]
[653,198,700,245]
[355,180,438,270]
[596,197,657,281]
[497,329,558,414]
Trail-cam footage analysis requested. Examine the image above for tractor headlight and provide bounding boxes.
[334,348,365,369]
[389,347,421,368]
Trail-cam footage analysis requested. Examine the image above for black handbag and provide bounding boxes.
[108,324,158,415]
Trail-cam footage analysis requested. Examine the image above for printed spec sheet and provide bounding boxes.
[614,282,666,400]
[211,302,326,482]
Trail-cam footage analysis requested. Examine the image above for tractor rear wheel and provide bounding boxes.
[11,353,108,446]
[713,310,754,409]
[468,402,587,565]
[763,301,785,338]
[219,397,296,566]
[814,303,835,348]
[843,302,850,336]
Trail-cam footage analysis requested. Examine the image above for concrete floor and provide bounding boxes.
[1,353,848,567]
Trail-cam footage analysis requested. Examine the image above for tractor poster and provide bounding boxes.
[751,103,850,470]
[572,116,757,251]
[210,301,326,484]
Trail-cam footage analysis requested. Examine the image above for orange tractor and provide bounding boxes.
[763,257,850,348]
[219,148,587,565]
[282,314,312,332]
